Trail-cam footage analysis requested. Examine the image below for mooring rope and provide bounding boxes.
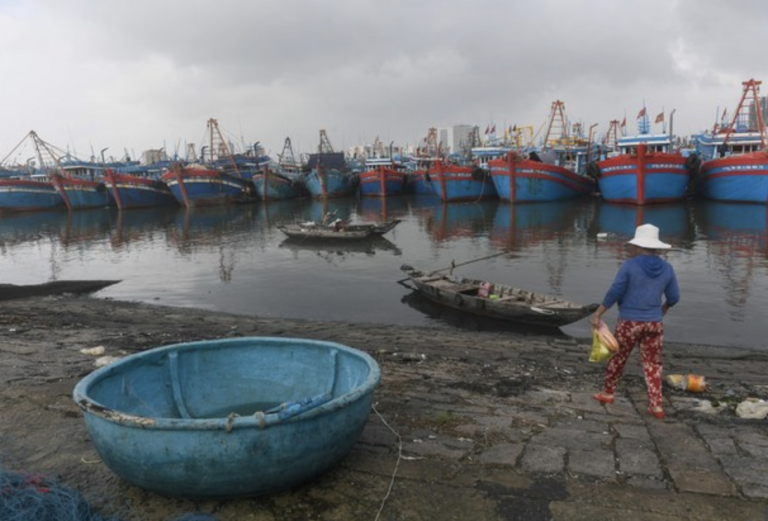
[371,404,403,521]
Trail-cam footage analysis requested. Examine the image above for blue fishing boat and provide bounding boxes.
[51,159,112,210]
[694,79,768,203]
[104,150,179,209]
[489,101,596,202]
[304,130,357,198]
[428,159,497,202]
[252,138,307,200]
[73,336,380,498]
[161,119,258,207]
[358,160,407,197]
[595,111,692,205]
[0,173,64,212]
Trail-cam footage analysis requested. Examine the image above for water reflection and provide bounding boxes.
[257,199,310,226]
[279,236,401,258]
[694,201,768,314]
[0,209,67,250]
[111,207,179,250]
[592,202,696,256]
[59,209,116,247]
[419,200,498,242]
[489,200,584,250]
[357,196,410,223]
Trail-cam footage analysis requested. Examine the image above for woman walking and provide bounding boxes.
[590,224,680,419]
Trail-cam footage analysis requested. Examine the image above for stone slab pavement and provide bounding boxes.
[0,296,767,520]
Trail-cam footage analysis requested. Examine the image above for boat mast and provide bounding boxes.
[602,120,620,151]
[318,129,335,153]
[543,100,568,150]
[720,79,767,148]
[207,118,243,177]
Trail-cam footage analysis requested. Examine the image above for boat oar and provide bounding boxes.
[430,250,511,275]
[395,250,511,284]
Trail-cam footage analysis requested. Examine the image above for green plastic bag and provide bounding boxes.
[589,328,613,363]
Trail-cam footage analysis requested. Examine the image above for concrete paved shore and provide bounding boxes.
[1,295,767,520]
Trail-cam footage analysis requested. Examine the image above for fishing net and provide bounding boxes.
[0,465,218,521]
[0,465,123,521]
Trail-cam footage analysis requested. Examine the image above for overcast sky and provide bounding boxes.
[1,0,766,163]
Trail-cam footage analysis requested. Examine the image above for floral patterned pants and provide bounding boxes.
[603,319,664,409]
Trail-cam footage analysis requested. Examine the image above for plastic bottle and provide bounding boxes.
[666,374,706,392]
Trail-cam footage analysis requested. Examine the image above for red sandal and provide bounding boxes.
[647,408,665,420]
[592,392,615,404]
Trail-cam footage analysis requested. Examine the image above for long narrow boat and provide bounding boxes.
[399,264,597,328]
[277,218,400,241]
[694,79,768,203]
[0,279,120,300]
[595,111,692,204]
[73,337,380,498]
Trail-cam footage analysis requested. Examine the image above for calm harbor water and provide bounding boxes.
[1,195,766,351]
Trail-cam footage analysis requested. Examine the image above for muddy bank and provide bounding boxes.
[1,294,767,521]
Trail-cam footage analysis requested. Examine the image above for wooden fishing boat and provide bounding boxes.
[161,119,258,208]
[73,336,381,498]
[0,279,120,301]
[595,111,693,204]
[277,219,400,241]
[694,79,768,203]
[489,101,597,202]
[304,130,357,199]
[399,264,598,328]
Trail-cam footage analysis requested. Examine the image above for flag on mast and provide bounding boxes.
[637,108,646,119]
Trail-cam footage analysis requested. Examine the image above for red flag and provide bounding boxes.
[491,125,496,134]
[636,108,646,119]
[620,118,626,128]
[655,112,664,124]
[721,107,727,120]
[484,125,489,135]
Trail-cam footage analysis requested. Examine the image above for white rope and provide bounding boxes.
[372,404,403,521]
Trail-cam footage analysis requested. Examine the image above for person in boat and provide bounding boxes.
[332,218,345,231]
[589,224,680,420]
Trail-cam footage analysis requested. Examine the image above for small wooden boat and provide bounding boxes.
[73,336,381,498]
[399,264,598,328]
[277,219,400,241]
[0,280,120,301]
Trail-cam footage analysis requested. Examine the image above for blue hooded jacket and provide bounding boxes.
[602,254,680,322]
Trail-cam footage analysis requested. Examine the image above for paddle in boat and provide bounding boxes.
[399,263,598,328]
[73,336,381,498]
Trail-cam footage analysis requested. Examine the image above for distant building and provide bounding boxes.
[141,149,167,165]
[438,125,475,155]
